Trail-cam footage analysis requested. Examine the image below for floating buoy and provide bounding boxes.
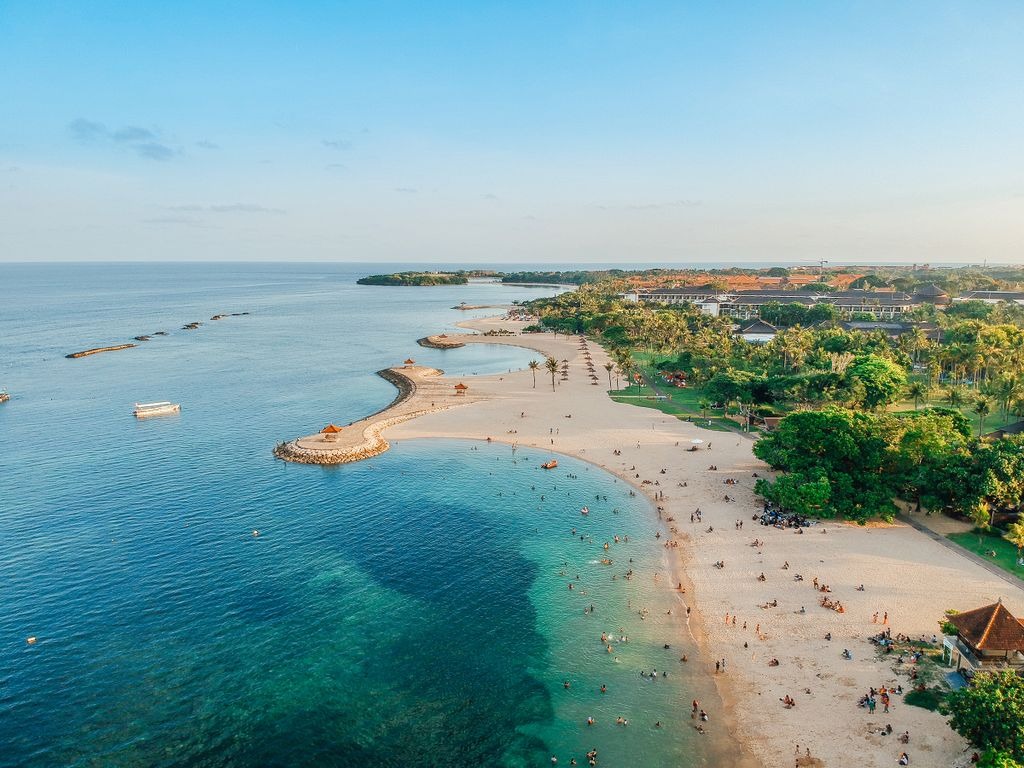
[26,636,36,645]
[252,530,259,537]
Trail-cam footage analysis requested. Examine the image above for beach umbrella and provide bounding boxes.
[454,383,469,396]
[403,358,415,368]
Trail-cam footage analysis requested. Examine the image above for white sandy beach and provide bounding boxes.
[290,315,1024,768]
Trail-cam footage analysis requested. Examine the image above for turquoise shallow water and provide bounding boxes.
[0,264,713,767]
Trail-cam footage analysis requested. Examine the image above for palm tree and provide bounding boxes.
[946,386,967,409]
[698,398,711,420]
[906,381,927,410]
[1005,521,1024,562]
[992,374,1022,423]
[544,356,559,391]
[620,360,636,395]
[604,362,614,389]
[528,360,539,388]
[973,395,992,436]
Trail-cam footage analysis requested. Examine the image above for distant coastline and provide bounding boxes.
[358,271,477,286]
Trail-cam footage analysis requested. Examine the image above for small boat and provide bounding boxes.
[541,459,558,469]
[133,401,181,418]
[580,506,589,516]
[0,390,9,404]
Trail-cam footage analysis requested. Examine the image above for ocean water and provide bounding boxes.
[0,264,716,767]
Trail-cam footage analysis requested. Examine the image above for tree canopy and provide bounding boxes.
[942,670,1024,762]
[848,354,908,410]
[753,407,976,522]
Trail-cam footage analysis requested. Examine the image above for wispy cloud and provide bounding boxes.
[394,187,418,194]
[141,216,209,227]
[69,117,177,161]
[322,138,353,151]
[111,126,156,143]
[135,142,175,161]
[69,118,107,142]
[168,203,286,215]
[594,199,703,211]
[195,140,220,150]
[482,193,499,200]
[325,163,346,171]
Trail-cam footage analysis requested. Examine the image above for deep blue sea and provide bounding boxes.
[0,264,716,767]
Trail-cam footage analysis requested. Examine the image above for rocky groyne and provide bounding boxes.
[65,344,136,359]
[274,366,450,466]
[416,334,466,349]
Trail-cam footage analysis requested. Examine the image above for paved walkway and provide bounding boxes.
[898,512,1024,593]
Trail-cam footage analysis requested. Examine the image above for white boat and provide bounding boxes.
[133,401,181,418]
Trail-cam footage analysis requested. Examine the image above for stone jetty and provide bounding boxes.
[65,343,136,359]
[416,334,465,349]
[274,364,481,465]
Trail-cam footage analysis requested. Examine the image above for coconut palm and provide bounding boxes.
[973,395,992,436]
[992,374,1023,423]
[544,356,559,391]
[946,386,967,409]
[906,380,927,410]
[604,362,614,389]
[528,360,539,388]
[698,398,711,420]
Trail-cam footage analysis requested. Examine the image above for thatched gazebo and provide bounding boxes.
[454,382,469,396]
[944,601,1024,673]
[403,358,416,368]
[320,424,344,441]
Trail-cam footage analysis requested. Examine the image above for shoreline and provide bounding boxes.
[279,315,1024,768]
[276,317,755,766]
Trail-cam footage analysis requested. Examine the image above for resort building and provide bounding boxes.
[816,290,918,319]
[634,287,922,320]
[834,320,943,342]
[738,320,779,344]
[943,601,1024,676]
[911,284,951,306]
[954,290,1024,305]
[631,285,724,305]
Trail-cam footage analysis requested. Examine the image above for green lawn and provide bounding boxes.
[608,352,743,431]
[905,686,944,711]
[890,378,1018,436]
[948,529,1024,581]
[608,389,734,431]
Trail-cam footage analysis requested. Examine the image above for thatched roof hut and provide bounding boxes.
[321,424,343,440]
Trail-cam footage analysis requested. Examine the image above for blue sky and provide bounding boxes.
[1,1,1023,263]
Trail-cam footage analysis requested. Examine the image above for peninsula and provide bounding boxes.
[357,271,469,286]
